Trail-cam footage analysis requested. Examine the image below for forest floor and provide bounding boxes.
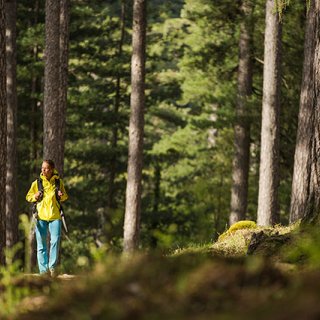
[3,222,320,320]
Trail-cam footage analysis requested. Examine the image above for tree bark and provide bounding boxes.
[30,63,41,177]
[58,0,70,177]
[43,0,61,170]
[257,0,282,226]
[5,0,18,249]
[29,0,41,271]
[123,0,146,253]
[229,0,253,226]
[290,1,320,224]
[0,0,7,265]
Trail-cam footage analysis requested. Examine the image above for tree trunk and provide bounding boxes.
[58,0,70,177]
[229,0,253,226]
[0,0,7,265]
[43,0,61,170]
[257,0,282,226]
[30,66,41,177]
[123,0,146,253]
[5,0,18,249]
[29,0,41,271]
[290,1,320,224]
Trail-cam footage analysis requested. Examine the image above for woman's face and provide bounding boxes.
[41,161,53,180]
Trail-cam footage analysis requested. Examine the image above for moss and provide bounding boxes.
[213,223,297,258]
[171,243,213,256]
[213,229,254,257]
[218,220,257,242]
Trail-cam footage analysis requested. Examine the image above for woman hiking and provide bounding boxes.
[26,159,68,277]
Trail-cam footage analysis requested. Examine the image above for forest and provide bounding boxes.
[1,0,320,318]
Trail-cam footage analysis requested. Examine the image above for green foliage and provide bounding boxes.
[179,0,238,106]
[4,226,320,320]
[19,214,33,273]
[0,244,29,317]
[283,226,320,268]
[60,230,93,274]
[8,4,318,318]
[13,250,293,320]
[15,0,306,257]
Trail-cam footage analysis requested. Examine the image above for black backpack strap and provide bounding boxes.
[55,178,60,200]
[55,178,60,190]
[37,178,44,194]
[32,178,43,217]
[54,178,64,213]
[54,178,68,232]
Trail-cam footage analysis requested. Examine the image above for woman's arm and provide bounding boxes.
[26,180,39,202]
[58,179,68,202]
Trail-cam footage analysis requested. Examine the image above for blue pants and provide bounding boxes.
[35,219,61,274]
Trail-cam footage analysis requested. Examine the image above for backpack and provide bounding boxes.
[36,177,61,203]
[32,178,68,232]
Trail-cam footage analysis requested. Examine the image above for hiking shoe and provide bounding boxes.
[50,269,58,278]
[39,270,51,278]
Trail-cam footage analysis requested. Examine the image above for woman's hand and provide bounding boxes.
[35,191,42,201]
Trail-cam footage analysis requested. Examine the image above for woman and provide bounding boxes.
[26,159,68,276]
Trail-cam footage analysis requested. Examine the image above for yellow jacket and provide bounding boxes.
[26,170,68,221]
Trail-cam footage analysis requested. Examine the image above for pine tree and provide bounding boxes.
[26,0,43,178]
[43,0,61,170]
[123,0,147,252]
[229,0,253,225]
[257,0,282,226]
[0,0,7,265]
[290,1,320,224]
[58,0,70,177]
[5,0,19,249]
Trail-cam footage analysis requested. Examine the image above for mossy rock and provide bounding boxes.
[218,220,257,242]
[247,230,292,256]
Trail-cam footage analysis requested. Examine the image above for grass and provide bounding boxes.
[13,251,289,320]
[4,221,320,320]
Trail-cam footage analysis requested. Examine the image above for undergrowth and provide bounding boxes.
[3,221,320,319]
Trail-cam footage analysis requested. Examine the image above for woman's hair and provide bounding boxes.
[43,159,55,169]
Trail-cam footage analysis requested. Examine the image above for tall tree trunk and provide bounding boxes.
[30,63,41,177]
[290,1,320,224]
[229,0,253,225]
[57,0,70,263]
[29,0,41,271]
[123,0,146,253]
[58,0,70,177]
[257,0,282,226]
[5,0,18,249]
[0,0,7,265]
[43,0,61,170]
